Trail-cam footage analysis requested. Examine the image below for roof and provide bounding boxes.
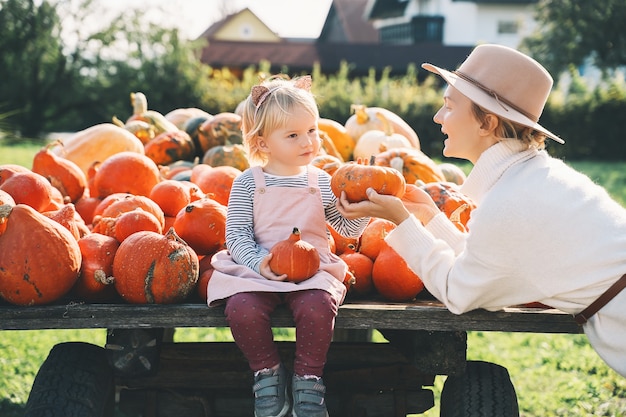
[199,40,473,77]
[319,0,379,43]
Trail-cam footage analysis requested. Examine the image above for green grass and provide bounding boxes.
[1,141,625,416]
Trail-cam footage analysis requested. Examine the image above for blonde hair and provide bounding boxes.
[471,103,547,150]
[241,76,319,164]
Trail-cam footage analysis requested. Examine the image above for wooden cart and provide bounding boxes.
[0,297,581,417]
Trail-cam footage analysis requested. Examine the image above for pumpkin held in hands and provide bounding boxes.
[269,227,320,283]
[330,156,406,203]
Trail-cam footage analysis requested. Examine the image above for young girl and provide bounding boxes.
[207,75,370,417]
[338,44,626,379]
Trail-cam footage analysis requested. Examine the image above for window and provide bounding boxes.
[498,21,518,34]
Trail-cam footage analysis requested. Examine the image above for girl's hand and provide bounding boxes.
[259,253,288,281]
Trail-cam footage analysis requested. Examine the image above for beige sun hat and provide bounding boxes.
[422,44,564,144]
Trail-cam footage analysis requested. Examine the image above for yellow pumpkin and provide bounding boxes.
[375,148,446,185]
[50,123,145,176]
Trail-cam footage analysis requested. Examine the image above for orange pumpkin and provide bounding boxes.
[93,151,161,198]
[269,227,321,283]
[0,170,54,212]
[191,165,241,206]
[73,233,120,303]
[340,244,374,296]
[0,164,30,187]
[196,266,214,302]
[358,218,397,261]
[32,142,87,203]
[197,112,243,156]
[326,223,358,256]
[74,194,102,226]
[310,154,342,177]
[113,228,199,304]
[0,204,81,305]
[99,194,165,231]
[113,208,163,242]
[418,182,476,229]
[202,143,250,171]
[372,241,424,302]
[0,190,16,235]
[144,130,197,166]
[149,179,192,217]
[42,203,90,240]
[375,148,446,185]
[330,156,406,203]
[173,198,227,256]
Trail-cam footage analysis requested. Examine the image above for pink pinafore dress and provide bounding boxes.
[207,166,347,307]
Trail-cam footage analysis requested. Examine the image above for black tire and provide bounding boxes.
[440,360,519,417]
[23,342,115,417]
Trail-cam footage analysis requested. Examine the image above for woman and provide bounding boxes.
[337,44,626,378]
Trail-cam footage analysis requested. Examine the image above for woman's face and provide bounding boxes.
[259,105,321,175]
[433,86,495,164]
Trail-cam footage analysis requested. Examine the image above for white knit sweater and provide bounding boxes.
[387,139,626,377]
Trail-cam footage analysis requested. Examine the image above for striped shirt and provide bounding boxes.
[225,168,370,273]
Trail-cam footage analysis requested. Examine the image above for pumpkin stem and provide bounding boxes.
[130,92,148,115]
[449,203,469,223]
[290,227,302,241]
[375,112,393,136]
[165,226,190,247]
[0,204,13,220]
[369,155,376,166]
[94,270,115,285]
[351,104,369,124]
[111,115,126,128]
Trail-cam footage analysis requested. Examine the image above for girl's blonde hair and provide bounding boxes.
[471,103,547,150]
[241,76,319,164]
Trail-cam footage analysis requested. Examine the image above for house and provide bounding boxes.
[365,0,539,49]
[197,0,538,78]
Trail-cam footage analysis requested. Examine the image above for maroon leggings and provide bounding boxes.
[224,290,338,377]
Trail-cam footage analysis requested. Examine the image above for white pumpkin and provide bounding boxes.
[352,112,413,161]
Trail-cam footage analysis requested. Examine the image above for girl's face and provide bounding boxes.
[259,106,321,175]
[433,86,497,164]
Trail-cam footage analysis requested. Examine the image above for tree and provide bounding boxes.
[521,0,626,80]
[0,0,213,138]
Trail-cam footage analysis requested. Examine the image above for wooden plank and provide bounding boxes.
[0,299,582,334]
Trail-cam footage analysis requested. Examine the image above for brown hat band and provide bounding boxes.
[453,70,539,122]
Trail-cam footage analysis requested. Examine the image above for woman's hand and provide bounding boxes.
[259,253,288,281]
[337,189,411,225]
[336,186,440,226]
[400,184,441,225]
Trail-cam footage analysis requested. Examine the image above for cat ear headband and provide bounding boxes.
[251,75,313,121]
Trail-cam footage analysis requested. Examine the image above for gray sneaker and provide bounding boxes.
[252,364,290,417]
[292,375,329,417]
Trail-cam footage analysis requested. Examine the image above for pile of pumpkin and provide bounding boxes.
[0,93,475,307]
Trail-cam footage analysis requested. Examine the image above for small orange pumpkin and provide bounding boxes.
[0,170,54,212]
[144,130,197,166]
[358,218,397,261]
[0,204,81,305]
[269,227,321,283]
[173,197,227,256]
[149,179,192,217]
[191,164,241,206]
[418,181,476,229]
[197,112,243,156]
[310,154,342,177]
[113,208,163,242]
[375,148,446,185]
[340,244,374,296]
[42,203,90,240]
[73,233,120,303]
[372,241,424,302]
[93,151,161,198]
[318,117,355,161]
[330,156,406,203]
[32,141,87,203]
[113,228,199,304]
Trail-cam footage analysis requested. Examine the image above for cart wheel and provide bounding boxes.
[23,342,115,417]
[440,360,519,417]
